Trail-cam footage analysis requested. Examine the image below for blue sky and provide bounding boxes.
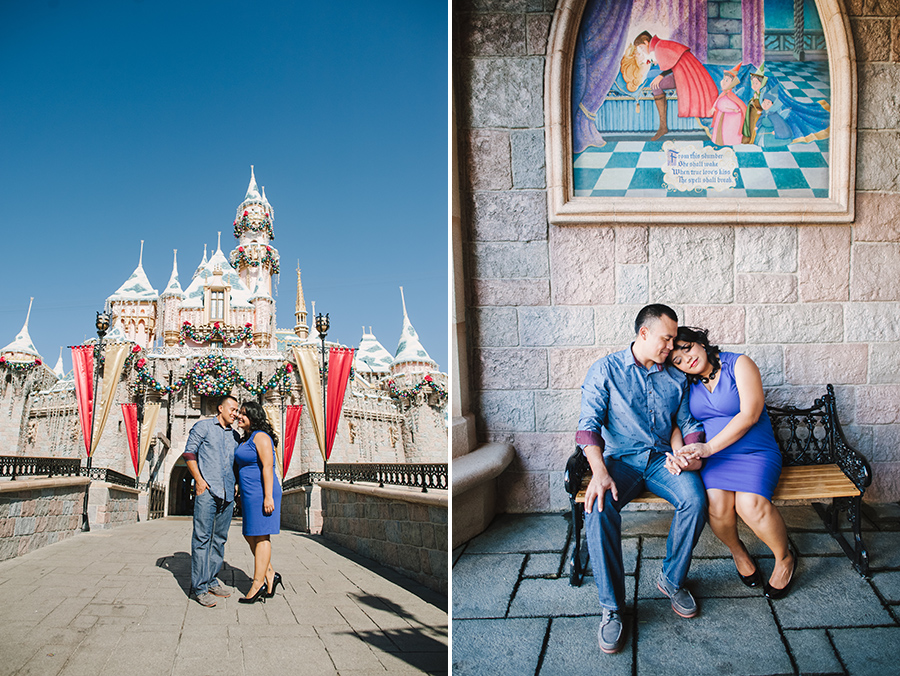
[0,0,448,372]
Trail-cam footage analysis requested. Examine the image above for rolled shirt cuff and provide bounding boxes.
[575,430,604,449]
[182,452,198,462]
[683,431,706,445]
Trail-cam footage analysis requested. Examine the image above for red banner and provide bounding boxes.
[71,345,94,457]
[122,403,139,477]
[282,404,303,477]
[325,348,354,459]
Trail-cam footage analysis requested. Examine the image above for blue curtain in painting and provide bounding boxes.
[572,0,634,153]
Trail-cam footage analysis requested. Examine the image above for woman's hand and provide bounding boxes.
[665,453,702,475]
[263,496,275,515]
[675,442,714,461]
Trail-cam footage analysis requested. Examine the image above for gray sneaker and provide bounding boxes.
[194,591,218,607]
[208,585,231,597]
[598,608,624,654]
[657,576,698,618]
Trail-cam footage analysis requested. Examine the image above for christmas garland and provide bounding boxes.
[134,353,294,397]
[233,211,274,240]
[0,356,42,372]
[179,321,253,346]
[229,245,280,275]
[386,375,447,401]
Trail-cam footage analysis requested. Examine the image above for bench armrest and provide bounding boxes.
[564,446,590,497]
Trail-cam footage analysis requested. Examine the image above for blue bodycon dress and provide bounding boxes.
[690,352,782,499]
[235,431,282,536]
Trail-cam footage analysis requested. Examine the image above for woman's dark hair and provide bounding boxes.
[673,326,721,385]
[240,400,279,447]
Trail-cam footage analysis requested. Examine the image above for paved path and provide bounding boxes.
[452,505,900,676]
[0,518,447,676]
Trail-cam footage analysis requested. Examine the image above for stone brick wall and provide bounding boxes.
[87,482,140,530]
[281,486,312,533]
[0,478,89,561]
[454,0,900,512]
[320,482,448,594]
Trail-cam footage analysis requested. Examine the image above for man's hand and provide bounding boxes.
[675,442,714,462]
[651,74,663,89]
[195,478,210,496]
[665,452,702,475]
[584,472,618,514]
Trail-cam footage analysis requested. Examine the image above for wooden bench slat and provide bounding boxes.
[574,464,860,504]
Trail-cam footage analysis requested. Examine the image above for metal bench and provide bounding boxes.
[563,385,872,586]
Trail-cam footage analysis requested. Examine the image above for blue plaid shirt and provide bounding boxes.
[576,346,705,468]
[182,417,240,502]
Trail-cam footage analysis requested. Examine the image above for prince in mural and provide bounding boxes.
[572,0,832,198]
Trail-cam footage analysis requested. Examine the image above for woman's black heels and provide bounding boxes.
[266,572,284,598]
[764,550,798,600]
[238,582,268,604]
[734,542,762,587]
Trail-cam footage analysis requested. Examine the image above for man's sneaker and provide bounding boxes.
[598,608,624,654]
[194,591,218,607]
[657,576,698,618]
[208,585,231,597]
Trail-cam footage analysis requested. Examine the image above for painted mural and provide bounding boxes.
[572,0,831,198]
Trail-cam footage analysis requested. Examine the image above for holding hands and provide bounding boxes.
[665,442,713,475]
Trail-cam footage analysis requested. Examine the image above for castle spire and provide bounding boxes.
[0,298,42,362]
[162,249,184,297]
[392,286,437,375]
[53,347,65,378]
[245,165,260,201]
[293,266,309,339]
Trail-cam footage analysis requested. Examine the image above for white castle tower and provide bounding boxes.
[107,241,158,349]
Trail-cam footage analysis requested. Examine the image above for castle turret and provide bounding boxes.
[230,166,280,300]
[0,298,43,365]
[391,287,438,377]
[107,241,158,349]
[159,249,185,346]
[355,326,393,377]
[293,267,309,340]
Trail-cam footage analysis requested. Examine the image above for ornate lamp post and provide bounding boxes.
[315,312,329,481]
[82,310,110,532]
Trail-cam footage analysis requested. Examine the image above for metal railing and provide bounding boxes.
[79,467,137,489]
[138,481,166,519]
[282,463,448,493]
[0,456,81,480]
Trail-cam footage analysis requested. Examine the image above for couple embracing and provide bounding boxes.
[578,304,797,654]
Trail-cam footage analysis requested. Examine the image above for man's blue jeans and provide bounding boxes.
[584,451,707,610]
[191,489,233,596]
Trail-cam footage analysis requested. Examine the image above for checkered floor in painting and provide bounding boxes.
[574,61,831,198]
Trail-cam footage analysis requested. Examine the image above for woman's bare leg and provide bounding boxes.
[707,488,756,575]
[734,492,793,588]
[247,535,271,597]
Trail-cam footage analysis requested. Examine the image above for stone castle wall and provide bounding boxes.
[455,0,900,511]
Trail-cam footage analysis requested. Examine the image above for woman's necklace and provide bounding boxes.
[699,363,721,390]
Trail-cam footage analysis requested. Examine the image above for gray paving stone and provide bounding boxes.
[524,552,562,577]
[509,574,631,618]
[867,531,900,568]
[452,553,523,619]
[771,555,894,628]
[831,626,900,676]
[452,618,547,676]
[466,514,569,553]
[790,531,846,556]
[871,570,900,602]
[636,597,791,676]
[539,615,632,675]
[783,629,843,675]
[637,557,759,600]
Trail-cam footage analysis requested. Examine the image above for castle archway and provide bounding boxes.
[169,457,194,516]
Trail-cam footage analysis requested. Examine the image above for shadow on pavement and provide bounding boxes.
[155,551,253,596]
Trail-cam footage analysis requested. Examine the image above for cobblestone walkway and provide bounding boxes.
[452,505,900,676]
[0,518,447,675]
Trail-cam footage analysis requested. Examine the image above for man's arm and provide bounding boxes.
[183,423,209,496]
[576,361,617,513]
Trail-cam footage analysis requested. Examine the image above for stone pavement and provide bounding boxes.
[452,505,900,676]
[0,517,448,676]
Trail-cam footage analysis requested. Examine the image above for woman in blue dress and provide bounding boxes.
[666,327,797,599]
[235,400,283,603]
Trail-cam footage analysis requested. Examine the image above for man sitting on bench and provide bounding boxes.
[577,304,707,654]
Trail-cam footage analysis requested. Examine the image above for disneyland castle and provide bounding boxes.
[0,168,447,521]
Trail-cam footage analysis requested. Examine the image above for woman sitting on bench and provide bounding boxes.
[667,326,797,599]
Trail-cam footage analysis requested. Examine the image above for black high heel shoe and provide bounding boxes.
[238,582,268,604]
[764,550,798,600]
[738,558,763,588]
[266,572,284,598]
[734,542,762,588]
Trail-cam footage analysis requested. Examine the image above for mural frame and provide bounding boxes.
[545,0,856,224]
